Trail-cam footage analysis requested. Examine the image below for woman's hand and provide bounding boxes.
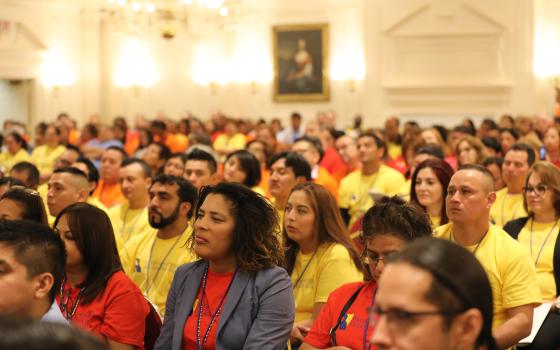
[290,322,311,344]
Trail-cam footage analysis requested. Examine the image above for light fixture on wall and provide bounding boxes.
[40,50,76,97]
[113,38,159,93]
[103,0,235,40]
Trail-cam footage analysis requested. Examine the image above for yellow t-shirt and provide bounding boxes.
[108,203,154,244]
[339,165,406,227]
[30,144,66,176]
[122,226,195,315]
[490,188,527,228]
[213,133,246,154]
[291,243,363,322]
[429,214,441,228]
[518,219,559,300]
[0,149,30,173]
[435,223,541,330]
[387,142,402,160]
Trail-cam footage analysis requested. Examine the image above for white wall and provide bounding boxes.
[0,79,30,127]
[0,0,558,131]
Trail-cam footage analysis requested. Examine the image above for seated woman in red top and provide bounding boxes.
[300,196,432,350]
[54,202,149,350]
[155,182,295,350]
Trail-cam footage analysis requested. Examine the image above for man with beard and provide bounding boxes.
[121,174,197,314]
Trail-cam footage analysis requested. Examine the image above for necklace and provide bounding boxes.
[196,264,237,350]
[121,206,146,242]
[450,230,487,256]
[145,233,183,295]
[59,276,85,322]
[293,251,317,289]
[529,218,559,266]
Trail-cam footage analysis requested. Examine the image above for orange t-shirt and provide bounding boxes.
[319,147,348,183]
[166,133,189,153]
[304,281,377,350]
[92,180,126,208]
[316,166,339,202]
[183,269,236,350]
[56,271,149,348]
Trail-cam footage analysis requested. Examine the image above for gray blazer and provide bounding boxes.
[154,260,295,350]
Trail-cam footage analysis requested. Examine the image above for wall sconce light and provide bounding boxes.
[41,50,76,96]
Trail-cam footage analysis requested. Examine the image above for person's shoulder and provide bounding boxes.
[434,223,452,238]
[340,170,361,184]
[252,266,291,289]
[328,281,368,301]
[175,259,205,277]
[319,243,352,260]
[124,229,156,250]
[495,187,508,199]
[379,164,405,178]
[489,225,525,250]
[106,270,144,295]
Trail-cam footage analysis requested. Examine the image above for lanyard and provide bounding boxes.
[530,218,559,266]
[293,251,316,289]
[196,264,238,350]
[59,276,85,322]
[145,233,183,295]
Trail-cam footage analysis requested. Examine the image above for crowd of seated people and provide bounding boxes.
[1,109,560,349]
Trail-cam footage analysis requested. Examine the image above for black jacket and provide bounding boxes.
[503,216,560,297]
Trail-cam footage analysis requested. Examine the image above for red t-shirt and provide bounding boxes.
[304,281,377,350]
[183,270,236,350]
[56,271,148,349]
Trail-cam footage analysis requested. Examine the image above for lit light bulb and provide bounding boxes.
[219,6,228,16]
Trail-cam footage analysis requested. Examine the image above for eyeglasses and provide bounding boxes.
[364,250,397,266]
[368,305,463,333]
[523,184,549,196]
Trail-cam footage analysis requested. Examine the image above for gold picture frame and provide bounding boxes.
[272,23,330,102]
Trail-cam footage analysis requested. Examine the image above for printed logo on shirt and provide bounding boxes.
[339,313,354,330]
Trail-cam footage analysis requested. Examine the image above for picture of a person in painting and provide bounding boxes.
[286,39,314,93]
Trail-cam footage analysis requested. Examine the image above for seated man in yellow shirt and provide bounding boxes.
[434,164,541,349]
[108,158,153,243]
[490,143,534,227]
[339,131,406,227]
[121,174,197,314]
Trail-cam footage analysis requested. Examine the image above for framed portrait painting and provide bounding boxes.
[272,23,329,102]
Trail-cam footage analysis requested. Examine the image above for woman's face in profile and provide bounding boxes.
[284,190,316,247]
[194,193,236,261]
[224,156,247,184]
[54,214,84,269]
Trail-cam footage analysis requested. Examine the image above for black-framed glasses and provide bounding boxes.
[364,250,397,266]
[523,184,549,196]
[368,305,463,332]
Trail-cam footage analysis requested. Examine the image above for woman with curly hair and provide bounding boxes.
[155,182,294,350]
[456,135,488,167]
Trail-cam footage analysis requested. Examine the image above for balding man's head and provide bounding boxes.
[458,164,495,194]
[46,167,90,217]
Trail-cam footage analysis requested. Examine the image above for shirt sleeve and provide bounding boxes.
[303,291,337,348]
[315,246,363,304]
[338,177,350,209]
[100,276,148,348]
[501,244,542,309]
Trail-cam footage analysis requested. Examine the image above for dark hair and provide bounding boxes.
[388,237,497,350]
[53,166,88,181]
[224,150,261,187]
[291,112,302,120]
[186,149,217,174]
[364,195,432,242]
[104,146,128,162]
[0,187,48,225]
[138,128,153,148]
[65,144,82,158]
[410,159,454,225]
[150,142,171,161]
[53,203,122,304]
[509,143,536,166]
[188,132,212,147]
[35,122,48,136]
[415,143,445,160]
[0,220,66,303]
[500,128,520,140]
[483,156,504,169]
[481,119,499,130]
[151,174,197,218]
[268,152,312,181]
[190,182,283,272]
[0,177,25,189]
[358,130,385,150]
[10,162,40,189]
[246,139,269,162]
[294,136,325,161]
[5,131,28,150]
[150,120,166,131]
[482,137,501,154]
[82,123,98,138]
[0,318,107,350]
[169,152,188,165]
[284,182,364,275]
[121,158,152,178]
[75,156,99,186]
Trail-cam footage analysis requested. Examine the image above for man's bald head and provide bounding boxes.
[457,164,495,194]
[46,167,90,217]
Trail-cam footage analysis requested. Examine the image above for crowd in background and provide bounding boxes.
[1,108,560,350]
